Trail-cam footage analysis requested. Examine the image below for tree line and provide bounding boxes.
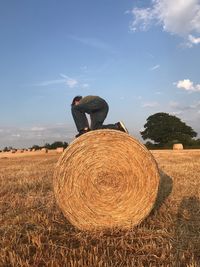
[1,141,68,152]
[31,141,68,150]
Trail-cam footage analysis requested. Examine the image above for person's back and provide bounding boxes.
[79,95,101,105]
[77,96,108,114]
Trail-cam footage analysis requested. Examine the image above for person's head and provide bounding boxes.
[71,95,82,106]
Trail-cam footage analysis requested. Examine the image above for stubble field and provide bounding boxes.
[0,149,200,267]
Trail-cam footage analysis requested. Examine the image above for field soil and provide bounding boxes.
[0,149,200,266]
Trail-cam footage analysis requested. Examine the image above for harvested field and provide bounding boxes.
[0,150,200,266]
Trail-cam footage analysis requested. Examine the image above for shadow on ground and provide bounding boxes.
[173,196,200,266]
[151,170,173,213]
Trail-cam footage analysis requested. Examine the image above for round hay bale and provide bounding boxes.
[16,149,24,153]
[53,130,160,230]
[173,143,183,150]
[56,147,64,153]
[41,148,48,153]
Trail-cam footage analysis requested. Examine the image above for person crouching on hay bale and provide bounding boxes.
[71,95,128,137]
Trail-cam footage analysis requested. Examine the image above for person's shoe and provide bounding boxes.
[75,128,90,138]
[116,121,129,133]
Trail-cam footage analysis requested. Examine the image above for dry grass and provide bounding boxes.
[0,150,200,266]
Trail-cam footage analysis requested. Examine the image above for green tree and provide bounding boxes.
[44,141,68,150]
[50,141,68,149]
[31,145,41,150]
[141,112,197,147]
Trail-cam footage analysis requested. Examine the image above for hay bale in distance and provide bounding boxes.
[173,143,183,150]
[56,147,64,153]
[41,148,48,153]
[54,130,160,231]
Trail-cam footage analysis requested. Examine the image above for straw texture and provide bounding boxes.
[53,130,160,230]
[173,143,183,150]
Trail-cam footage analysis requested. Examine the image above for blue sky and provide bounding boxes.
[0,0,200,149]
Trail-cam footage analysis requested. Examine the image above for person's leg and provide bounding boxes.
[90,104,129,133]
[90,102,109,130]
[95,120,129,132]
[91,112,126,131]
[90,104,121,130]
[71,105,89,132]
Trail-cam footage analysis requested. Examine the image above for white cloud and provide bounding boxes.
[150,64,160,71]
[60,73,90,89]
[69,35,113,52]
[176,79,194,90]
[11,134,21,137]
[188,34,200,44]
[35,79,65,86]
[142,101,159,108]
[129,0,200,46]
[81,83,89,88]
[175,79,200,92]
[190,101,200,109]
[31,127,46,131]
[129,7,155,31]
[187,34,200,46]
[59,74,78,88]
[169,101,179,108]
[34,73,89,89]
[66,78,78,88]
[169,100,200,111]
[171,111,183,116]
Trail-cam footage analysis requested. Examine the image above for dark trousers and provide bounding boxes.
[71,99,118,132]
